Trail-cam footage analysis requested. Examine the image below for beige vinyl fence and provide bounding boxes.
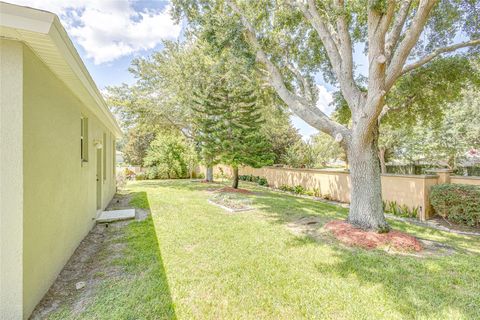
[210,165,480,220]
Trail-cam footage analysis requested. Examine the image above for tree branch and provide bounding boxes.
[284,60,314,104]
[401,39,480,74]
[386,0,437,90]
[385,0,412,61]
[361,0,395,130]
[225,0,350,139]
[287,0,363,111]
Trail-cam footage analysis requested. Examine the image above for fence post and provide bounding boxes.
[430,169,453,184]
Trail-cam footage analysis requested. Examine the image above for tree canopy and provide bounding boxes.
[172,0,480,230]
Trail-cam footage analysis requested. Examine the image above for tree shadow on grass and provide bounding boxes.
[64,191,177,320]
[314,244,480,319]
[115,191,177,319]
[130,180,480,319]
[252,189,347,225]
[133,180,480,250]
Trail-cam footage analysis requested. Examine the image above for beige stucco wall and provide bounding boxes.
[450,176,480,186]
[213,165,443,220]
[21,45,117,317]
[380,174,438,219]
[0,40,24,320]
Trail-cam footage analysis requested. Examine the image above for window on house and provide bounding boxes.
[80,117,88,163]
[103,132,107,181]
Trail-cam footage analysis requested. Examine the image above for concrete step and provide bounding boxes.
[96,209,135,223]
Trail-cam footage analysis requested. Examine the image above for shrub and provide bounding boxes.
[146,166,160,180]
[135,172,147,181]
[383,200,419,218]
[293,185,305,194]
[430,184,480,226]
[279,185,294,192]
[238,174,268,186]
[305,190,315,196]
[257,177,268,186]
[144,132,197,179]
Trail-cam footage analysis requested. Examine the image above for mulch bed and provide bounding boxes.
[324,220,423,252]
[215,186,253,194]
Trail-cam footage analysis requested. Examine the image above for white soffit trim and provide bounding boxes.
[0,2,123,138]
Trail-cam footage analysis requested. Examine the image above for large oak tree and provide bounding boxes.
[173,0,480,231]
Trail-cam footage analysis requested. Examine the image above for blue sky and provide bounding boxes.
[10,0,369,139]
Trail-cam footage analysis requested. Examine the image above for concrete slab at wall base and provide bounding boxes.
[96,209,135,223]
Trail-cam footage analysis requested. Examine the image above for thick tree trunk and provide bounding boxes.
[347,138,389,232]
[378,147,387,174]
[232,166,239,189]
[205,166,213,182]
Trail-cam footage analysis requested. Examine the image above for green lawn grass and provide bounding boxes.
[51,180,480,319]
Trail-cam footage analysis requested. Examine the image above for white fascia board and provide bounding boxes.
[0,2,53,34]
[0,2,123,138]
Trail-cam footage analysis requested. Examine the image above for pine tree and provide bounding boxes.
[192,63,274,188]
[192,81,225,181]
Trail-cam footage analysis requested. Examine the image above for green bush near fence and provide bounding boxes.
[430,184,480,227]
[239,175,268,186]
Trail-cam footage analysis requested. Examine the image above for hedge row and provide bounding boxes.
[430,184,480,227]
[239,175,268,186]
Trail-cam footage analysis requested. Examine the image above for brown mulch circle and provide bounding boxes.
[324,220,423,252]
[215,186,253,194]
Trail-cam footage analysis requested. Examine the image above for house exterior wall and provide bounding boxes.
[0,40,24,320]
[19,45,116,318]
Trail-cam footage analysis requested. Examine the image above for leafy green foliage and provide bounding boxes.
[123,126,157,166]
[279,184,306,195]
[281,140,315,168]
[261,105,303,164]
[383,201,419,219]
[430,184,480,226]
[144,132,198,179]
[280,134,344,168]
[239,175,268,186]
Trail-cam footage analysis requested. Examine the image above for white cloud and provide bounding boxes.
[8,0,181,64]
[316,85,334,115]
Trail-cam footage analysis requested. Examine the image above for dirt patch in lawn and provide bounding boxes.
[287,216,324,238]
[324,220,423,252]
[215,186,253,194]
[29,192,149,319]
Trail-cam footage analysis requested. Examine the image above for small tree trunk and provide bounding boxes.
[378,147,387,174]
[232,166,239,189]
[206,166,214,182]
[347,138,389,232]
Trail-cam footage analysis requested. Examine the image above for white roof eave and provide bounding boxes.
[0,2,123,138]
